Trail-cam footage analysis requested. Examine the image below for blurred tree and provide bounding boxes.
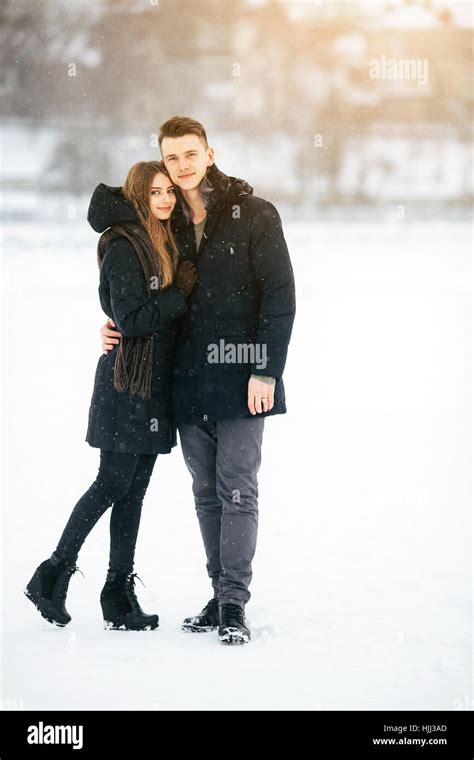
[87,0,246,131]
[0,0,99,122]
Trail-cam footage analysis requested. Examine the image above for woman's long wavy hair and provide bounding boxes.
[122,160,179,287]
[98,161,180,400]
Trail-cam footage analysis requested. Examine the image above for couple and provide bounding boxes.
[25,116,296,645]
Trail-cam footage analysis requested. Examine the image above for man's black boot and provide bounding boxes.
[182,597,219,632]
[218,602,251,645]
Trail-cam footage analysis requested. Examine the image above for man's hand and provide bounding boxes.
[247,376,275,415]
[101,318,122,354]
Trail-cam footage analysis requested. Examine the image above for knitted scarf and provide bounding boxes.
[97,221,164,401]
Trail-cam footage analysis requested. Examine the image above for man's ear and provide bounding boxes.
[207,146,215,166]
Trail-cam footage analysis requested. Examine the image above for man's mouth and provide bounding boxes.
[179,172,195,179]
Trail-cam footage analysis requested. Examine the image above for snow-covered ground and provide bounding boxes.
[1,215,471,710]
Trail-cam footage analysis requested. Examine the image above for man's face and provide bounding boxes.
[161,134,214,191]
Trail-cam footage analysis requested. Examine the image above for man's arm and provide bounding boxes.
[247,200,296,414]
[101,256,196,353]
[99,239,189,351]
[101,318,121,354]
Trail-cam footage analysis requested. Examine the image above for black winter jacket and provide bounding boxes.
[170,164,296,425]
[86,184,187,454]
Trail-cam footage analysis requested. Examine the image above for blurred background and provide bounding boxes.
[1,0,472,220]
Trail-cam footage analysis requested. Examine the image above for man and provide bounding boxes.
[101,116,296,644]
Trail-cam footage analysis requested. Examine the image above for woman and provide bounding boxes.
[24,161,197,631]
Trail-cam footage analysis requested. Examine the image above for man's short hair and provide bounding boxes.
[159,116,209,150]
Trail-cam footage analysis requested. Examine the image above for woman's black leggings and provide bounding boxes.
[52,449,158,575]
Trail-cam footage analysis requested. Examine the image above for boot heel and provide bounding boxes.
[100,601,126,630]
[25,573,41,602]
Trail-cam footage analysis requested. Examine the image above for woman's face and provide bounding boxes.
[149,172,176,220]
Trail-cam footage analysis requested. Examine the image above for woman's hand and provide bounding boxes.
[175,260,198,298]
[101,319,122,354]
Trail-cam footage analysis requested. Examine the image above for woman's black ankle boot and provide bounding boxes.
[24,555,83,627]
[100,570,159,631]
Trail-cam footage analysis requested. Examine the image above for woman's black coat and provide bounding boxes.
[86,184,187,455]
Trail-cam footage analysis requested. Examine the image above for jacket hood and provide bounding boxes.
[176,163,254,224]
[87,183,139,233]
[202,162,253,206]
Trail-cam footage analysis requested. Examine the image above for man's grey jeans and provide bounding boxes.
[178,417,265,610]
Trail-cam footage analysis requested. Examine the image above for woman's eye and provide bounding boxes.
[169,188,175,194]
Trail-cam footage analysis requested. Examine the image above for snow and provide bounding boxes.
[1,215,471,710]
